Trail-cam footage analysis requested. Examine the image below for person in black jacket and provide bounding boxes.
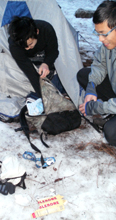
[8,16,64,100]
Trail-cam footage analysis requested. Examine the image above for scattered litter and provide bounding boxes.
[23,151,55,168]
[0,155,26,195]
[50,188,55,193]
[31,195,67,218]
[50,188,56,196]
[15,194,32,206]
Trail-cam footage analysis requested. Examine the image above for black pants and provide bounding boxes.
[77,68,116,146]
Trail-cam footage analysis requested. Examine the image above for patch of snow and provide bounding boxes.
[0,1,116,220]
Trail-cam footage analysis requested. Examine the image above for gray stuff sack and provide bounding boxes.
[26,78,77,134]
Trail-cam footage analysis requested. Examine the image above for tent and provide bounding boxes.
[0,0,83,118]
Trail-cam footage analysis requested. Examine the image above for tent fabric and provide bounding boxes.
[0,0,83,118]
[1,1,32,27]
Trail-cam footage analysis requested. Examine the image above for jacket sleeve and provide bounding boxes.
[86,98,116,115]
[85,82,97,97]
[43,23,59,69]
[9,41,42,98]
[103,98,116,114]
[89,45,108,86]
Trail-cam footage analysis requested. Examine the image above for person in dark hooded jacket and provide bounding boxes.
[8,16,65,99]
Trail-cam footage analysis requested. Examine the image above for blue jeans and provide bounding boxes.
[51,74,66,94]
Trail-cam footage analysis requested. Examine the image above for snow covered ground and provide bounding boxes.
[1,0,116,220]
[1,115,116,220]
[57,0,103,65]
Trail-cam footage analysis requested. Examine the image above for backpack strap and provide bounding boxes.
[0,173,27,195]
[81,114,102,133]
[17,172,26,189]
[19,105,46,168]
[40,132,50,148]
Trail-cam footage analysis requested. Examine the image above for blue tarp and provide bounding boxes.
[1,1,32,27]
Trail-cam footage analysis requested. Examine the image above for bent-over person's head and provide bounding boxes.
[8,16,38,49]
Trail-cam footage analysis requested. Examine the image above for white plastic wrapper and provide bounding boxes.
[15,194,32,206]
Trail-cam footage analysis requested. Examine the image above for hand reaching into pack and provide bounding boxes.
[84,94,97,103]
[79,81,97,116]
[79,94,97,116]
[38,63,50,78]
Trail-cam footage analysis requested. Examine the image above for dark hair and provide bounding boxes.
[93,1,116,28]
[8,16,37,48]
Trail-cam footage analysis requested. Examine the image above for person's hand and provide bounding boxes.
[84,94,97,104]
[79,103,86,116]
[38,63,50,78]
[79,94,97,116]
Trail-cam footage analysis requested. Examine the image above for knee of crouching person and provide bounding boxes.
[77,69,82,83]
[103,122,116,146]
